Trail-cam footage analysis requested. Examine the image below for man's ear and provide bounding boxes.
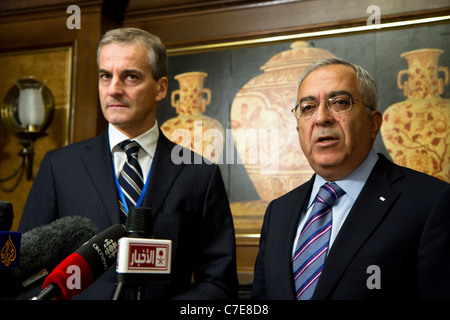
[155,77,168,102]
[371,109,383,141]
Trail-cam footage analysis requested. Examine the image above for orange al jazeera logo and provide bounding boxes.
[1,234,17,267]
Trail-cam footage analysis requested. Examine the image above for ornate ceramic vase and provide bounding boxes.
[230,41,336,205]
[161,72,224,163]
[381,48,450,182]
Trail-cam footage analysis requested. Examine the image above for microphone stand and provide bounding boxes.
[112,282,126,300]
[112,282,142,300]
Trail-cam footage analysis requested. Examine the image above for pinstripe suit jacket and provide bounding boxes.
[19,129,238,300]
[252,154,450,300]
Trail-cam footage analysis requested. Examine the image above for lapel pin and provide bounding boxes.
[379,196,386,202]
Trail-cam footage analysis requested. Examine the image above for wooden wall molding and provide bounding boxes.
[123,0,450,49]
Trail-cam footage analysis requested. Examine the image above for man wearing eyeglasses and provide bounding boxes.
[252,58,450,300]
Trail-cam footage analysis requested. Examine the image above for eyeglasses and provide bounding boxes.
[291,95,374,119]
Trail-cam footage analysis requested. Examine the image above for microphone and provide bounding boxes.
[0,201,19,270]
[113,207,171,299]
[124,207,153,239]
[0,216,98,299]
[33,223,125,300]
[0,201,14,231]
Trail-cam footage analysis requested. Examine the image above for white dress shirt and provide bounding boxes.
[292,149,379,257]
[109,122,159,183]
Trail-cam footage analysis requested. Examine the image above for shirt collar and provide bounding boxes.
[309,148,379,206]
[108,121,159,158]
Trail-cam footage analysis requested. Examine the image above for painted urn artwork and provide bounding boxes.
[381,48,450,182]
[230,41,336,222]
[161,71,224,163]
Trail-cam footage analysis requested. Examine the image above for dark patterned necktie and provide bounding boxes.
[293,182,345,300]
[118,140,144,222]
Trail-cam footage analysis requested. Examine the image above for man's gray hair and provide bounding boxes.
[97,27,168,80]
[295,58,378,110]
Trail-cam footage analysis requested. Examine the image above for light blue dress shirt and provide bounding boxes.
[292,149,379,257]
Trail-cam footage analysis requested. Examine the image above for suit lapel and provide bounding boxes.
[81,130,120,225]
[141,130,184,219]
[313,155,402,299]
[275,178,314,299]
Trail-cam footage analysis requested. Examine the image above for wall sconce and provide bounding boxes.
[0,77,54,181]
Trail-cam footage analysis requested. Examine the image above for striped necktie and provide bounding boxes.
[293,182,345,300]
[118,140,144,222]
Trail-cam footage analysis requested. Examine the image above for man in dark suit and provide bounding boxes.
[251,58,450,300]
[19,27,238,300]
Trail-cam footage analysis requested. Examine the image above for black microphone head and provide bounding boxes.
[5,216,98,298]
[73,224,125,282]
[125,207,153,238]
[0,201,14,231]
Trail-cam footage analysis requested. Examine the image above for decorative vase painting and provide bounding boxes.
[161,71,224,163]
[381,48,450,182]
[229,42,336,217]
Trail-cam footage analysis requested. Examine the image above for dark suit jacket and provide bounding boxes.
[19,129,238,300]
[252,154,450,300]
